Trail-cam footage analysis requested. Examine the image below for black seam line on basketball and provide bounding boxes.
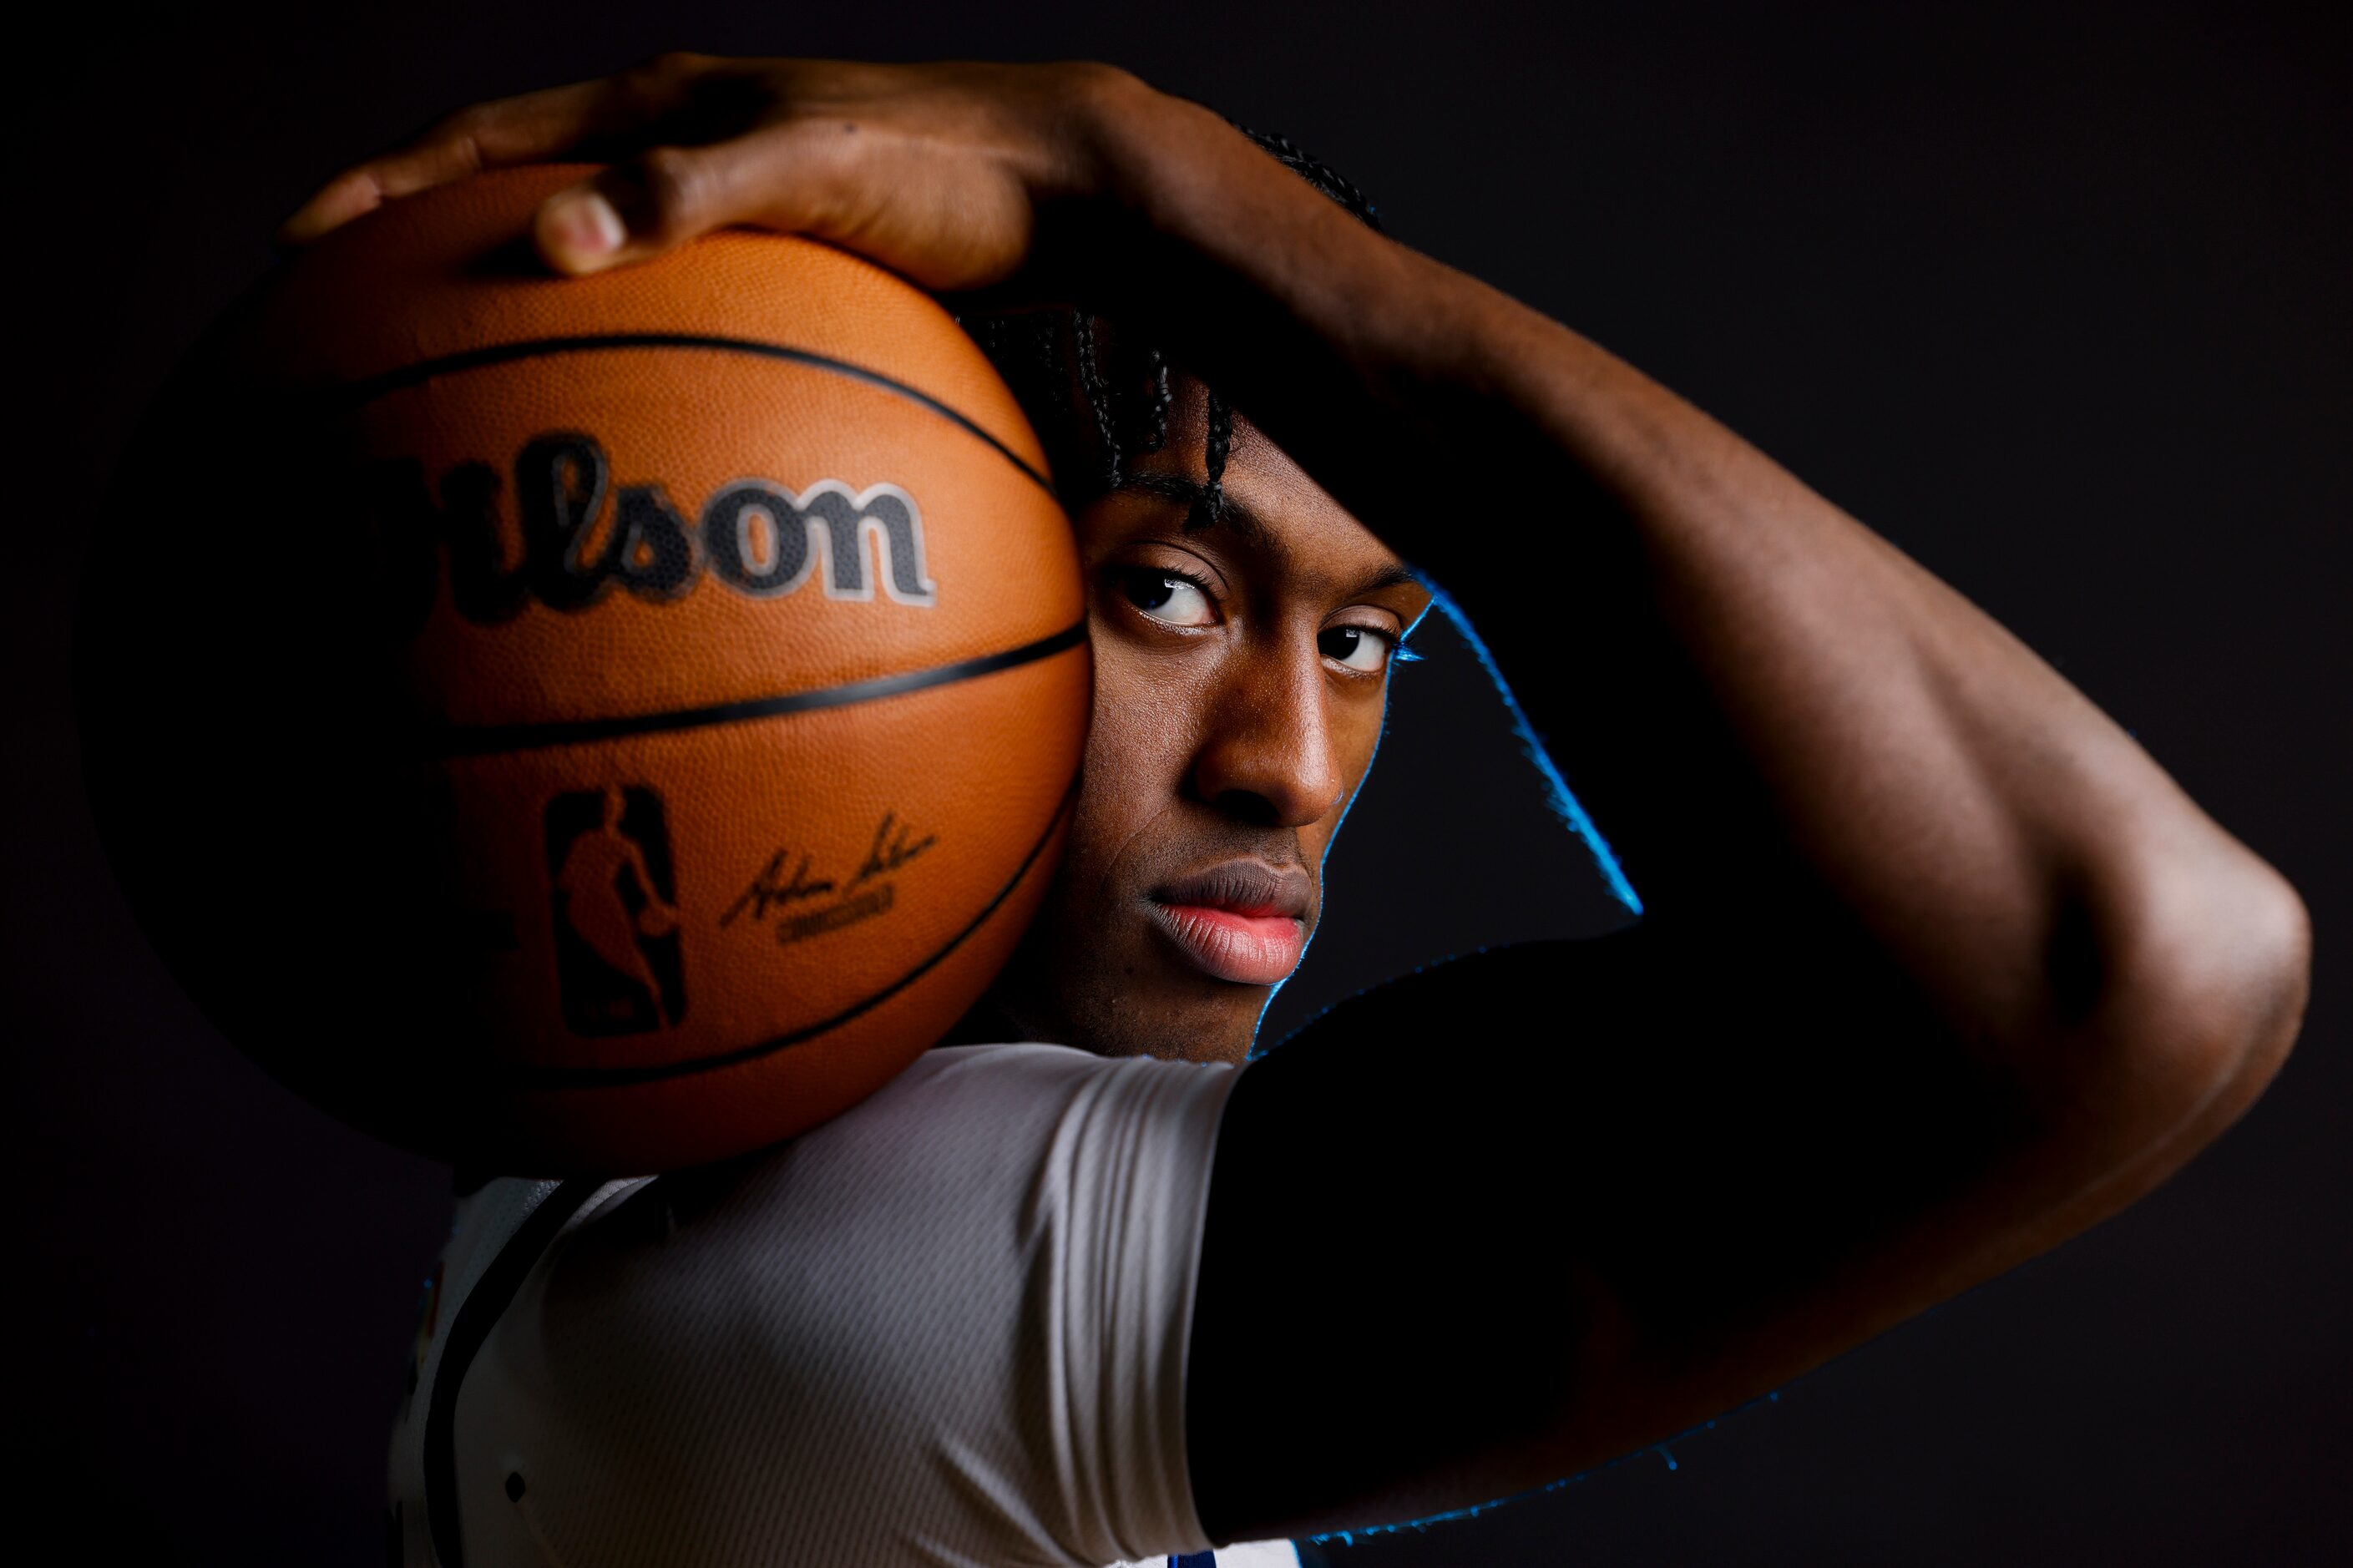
[512,772,1080,1091]
[425,1177,600,1568]
[427,621,1085,758]
[327,332,1055,497]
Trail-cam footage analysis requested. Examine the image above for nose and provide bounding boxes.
[1185,635,1346,829]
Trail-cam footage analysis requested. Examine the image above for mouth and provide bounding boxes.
[1146,860,1313,986]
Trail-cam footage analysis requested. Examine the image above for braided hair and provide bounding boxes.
[964,124,1381,528]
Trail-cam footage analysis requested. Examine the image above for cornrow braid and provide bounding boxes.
[1192,390,1233,531]
[965,124,1379,513]
[1031,311,1064,388]
[964,310,1066,453]
[1226,124,1384,232]
[1071,312,1123,491]
[1140,346,1171,454]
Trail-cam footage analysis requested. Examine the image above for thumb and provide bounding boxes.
[534,146,737,275]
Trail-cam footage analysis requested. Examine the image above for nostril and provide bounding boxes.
[1212,789,1288,828]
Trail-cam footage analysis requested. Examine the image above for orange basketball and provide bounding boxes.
[76,166,1087,1174]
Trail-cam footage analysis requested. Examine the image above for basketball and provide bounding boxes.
[75,166,1088,1174]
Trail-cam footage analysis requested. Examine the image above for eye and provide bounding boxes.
[1116,567,1216,628]
[1318,625,1394,673]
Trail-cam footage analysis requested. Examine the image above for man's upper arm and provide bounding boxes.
[1185,920,2056,1545]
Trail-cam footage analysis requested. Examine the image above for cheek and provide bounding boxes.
[1060,634,1204,882]
[1313,691,1392,854]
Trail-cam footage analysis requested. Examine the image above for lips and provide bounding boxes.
[1147,861,1313,986]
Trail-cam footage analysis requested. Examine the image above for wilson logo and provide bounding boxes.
[354,430,937,636]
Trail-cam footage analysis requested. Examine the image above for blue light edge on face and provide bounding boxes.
[1247,580,1642,1060]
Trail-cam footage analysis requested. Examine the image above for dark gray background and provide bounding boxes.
[7,1,2345,1562]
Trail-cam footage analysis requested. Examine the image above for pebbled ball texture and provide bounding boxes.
[77,166,1088,1174]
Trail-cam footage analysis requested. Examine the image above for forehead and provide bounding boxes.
[1076,379,1421,603]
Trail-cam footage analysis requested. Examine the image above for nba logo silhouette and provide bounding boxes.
[544,786,686,1036]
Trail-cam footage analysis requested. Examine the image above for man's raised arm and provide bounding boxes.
[1090,82,2313,1543]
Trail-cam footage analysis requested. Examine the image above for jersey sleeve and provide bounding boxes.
[448,1043,1243,1568]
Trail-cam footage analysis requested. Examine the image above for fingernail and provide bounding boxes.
[545,190,625,262]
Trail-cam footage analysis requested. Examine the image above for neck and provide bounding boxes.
[934,996,1045,1050]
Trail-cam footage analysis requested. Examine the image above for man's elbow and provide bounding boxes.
[2079,842,2310,1152]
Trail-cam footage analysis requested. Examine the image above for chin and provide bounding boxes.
[1020,970,1265,1065]
[1106,974,1269,1065]
[984,903,1279,1064]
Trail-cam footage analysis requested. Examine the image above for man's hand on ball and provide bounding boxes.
[278,55,1151,293]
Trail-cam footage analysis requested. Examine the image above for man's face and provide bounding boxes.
[975,379,1431,1065]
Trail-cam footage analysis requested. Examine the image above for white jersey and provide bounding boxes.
[387,1041,1305,1568]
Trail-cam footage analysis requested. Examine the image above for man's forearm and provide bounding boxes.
[1089,77,2305,1091]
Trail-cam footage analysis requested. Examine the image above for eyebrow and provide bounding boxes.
[1110,471,1422,598]
[1113,472,1271,545]
[1351,560,1424,596]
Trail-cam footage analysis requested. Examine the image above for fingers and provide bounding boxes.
[534,139,808,276]
[277,57,706,246]
[276,119,503,246]
[272,58,1039,291]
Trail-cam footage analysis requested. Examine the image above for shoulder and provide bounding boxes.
[513,1041,1244,1381]
[396,1042,1246,1566]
